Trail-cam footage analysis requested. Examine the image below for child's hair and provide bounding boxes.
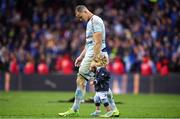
[90,55,108,72]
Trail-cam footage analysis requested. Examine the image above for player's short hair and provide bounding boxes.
[75,5,87,12]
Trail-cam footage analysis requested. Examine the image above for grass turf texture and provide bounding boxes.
[0,91,180,118]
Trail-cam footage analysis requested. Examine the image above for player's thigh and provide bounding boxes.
[78,56,93,80]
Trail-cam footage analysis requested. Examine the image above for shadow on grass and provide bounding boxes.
[48,97,124,104]
[0,98,8,102]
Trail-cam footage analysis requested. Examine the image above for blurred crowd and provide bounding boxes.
[0,0,180,75]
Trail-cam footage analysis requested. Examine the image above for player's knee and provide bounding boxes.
[76,76,86,88]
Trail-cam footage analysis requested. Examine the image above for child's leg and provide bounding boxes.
[98,92,111,112]
[94,93,101,111]
[103,102,111,112]
[96,105,100,111]
[90,93,101,116]
[99,92,114,117]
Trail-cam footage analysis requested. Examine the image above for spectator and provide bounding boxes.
[0,0,179,74]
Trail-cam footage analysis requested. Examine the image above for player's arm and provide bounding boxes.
[79,48,86,59]
[75,47,86,67]
[89,32,103,71]
[93,32,102,59]
[91,18,108,68]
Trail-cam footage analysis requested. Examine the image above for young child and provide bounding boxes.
[90,67,114,117]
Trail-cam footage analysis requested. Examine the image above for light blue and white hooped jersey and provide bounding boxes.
[85,15,106,57]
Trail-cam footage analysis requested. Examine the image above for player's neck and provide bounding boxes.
[87,13,94,21]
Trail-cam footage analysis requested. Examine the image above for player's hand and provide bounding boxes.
[75,56,83,67]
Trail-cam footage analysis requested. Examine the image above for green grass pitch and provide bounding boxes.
[0,91,180,118]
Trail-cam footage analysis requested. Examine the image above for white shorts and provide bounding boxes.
[78,52,108,80]
[95,91,108,100]
[94,91,109,104]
